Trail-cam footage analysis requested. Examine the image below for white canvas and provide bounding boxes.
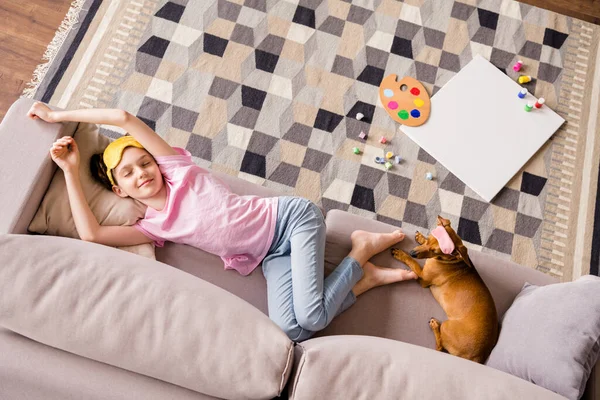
[400,55,565,202]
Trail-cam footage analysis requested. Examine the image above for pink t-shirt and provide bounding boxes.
[134,147,279,276]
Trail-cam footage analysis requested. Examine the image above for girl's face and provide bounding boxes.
[111,147,163,200]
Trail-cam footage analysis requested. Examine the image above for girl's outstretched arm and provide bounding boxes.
[28,102,179,158]
[51,136,153,247]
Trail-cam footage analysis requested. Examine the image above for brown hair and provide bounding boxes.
[90,133,133,190]
[90,153,115,191]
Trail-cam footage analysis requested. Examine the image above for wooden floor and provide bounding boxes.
[0,0,599,122]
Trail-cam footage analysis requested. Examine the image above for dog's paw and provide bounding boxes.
[429,318,441,330]
[391,248,409,261]
[415,231,426,245]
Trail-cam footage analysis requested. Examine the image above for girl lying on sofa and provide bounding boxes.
[27,101,417,342]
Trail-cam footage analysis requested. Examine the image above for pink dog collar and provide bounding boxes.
[431,226,455,255]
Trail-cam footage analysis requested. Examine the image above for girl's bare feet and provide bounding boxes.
[352,262,417,297]
[348,229,405,266]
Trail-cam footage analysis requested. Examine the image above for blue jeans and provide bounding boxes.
[262,196,364,342]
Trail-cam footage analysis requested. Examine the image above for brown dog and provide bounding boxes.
[391,216,498,363]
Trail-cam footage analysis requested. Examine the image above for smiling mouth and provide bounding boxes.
[139,179,152,188]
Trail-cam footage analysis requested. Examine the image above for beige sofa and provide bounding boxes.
[0,98,596,399]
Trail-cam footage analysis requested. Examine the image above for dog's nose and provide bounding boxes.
[409,250,417,257]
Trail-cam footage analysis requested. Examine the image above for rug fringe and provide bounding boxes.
[21,0,87,99]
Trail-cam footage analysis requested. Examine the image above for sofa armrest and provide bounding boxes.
[289,335,566,400]
[0,98,77,234]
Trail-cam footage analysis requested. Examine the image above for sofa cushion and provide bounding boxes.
[0,234,294,400]
[486,276,600,400]
[0,327,218,400]
[156,242,270,314]
[289,335,564,399]
[319,209,558,348]
[27,122,153,258]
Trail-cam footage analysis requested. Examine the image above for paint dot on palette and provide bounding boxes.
[410,109,420,118]
[410,87,420,96]
[398,110,409,120]
[414,98,424,107]
[384,89,394,98]
[388,101,398,110]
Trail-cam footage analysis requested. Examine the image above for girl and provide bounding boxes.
[28,101,417,342]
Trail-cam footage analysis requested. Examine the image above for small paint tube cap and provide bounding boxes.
[535,98,545,108]
[518,75,532,84]
[518,88,528,98]
[425,172,433,180]
[513,60,523,71]
[356,113,364,121]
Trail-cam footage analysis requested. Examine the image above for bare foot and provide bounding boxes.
[349,230,405,265]
[352,262,417,296]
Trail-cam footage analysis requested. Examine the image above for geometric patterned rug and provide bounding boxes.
[24,0,600,281]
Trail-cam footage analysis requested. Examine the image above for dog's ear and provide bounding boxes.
[456,244,473,268]
[437,215,452,227]
[443,224,474,268]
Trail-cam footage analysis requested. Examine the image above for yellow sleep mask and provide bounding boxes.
[103,136,144,186]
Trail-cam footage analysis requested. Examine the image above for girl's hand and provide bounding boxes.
[27,101,57,123]
[50,137,80,173]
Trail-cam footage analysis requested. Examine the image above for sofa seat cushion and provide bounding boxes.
[0,234,293,400]
[320,209,558,348]
[155,242,269,315]
[289,335,565,399]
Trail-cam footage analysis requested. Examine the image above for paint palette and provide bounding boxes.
[379,75,431,127]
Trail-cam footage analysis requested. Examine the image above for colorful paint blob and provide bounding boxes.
[410,87,420,96]
[383,89,394,98]
[413,98,424,107]
[398,110,409,120]
[388,101,399,110]
[410,109,421,118]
